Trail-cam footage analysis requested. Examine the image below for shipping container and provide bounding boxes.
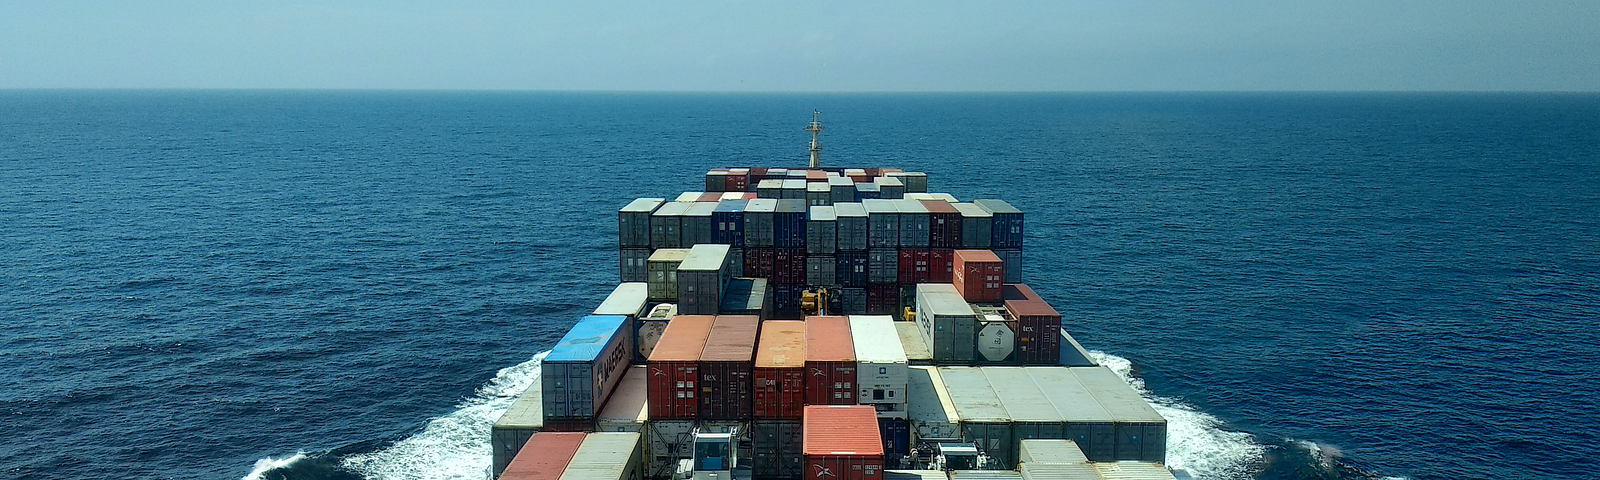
[619,198,664,248]
[834,203,869,252]
[753,420,804,479]
[952,203,992,249]
[772,284,805,319]
[728,247,745,278]
[878,417,911,469]
[699,315,759,419]
[650,202,689,248]
[1057,328,1098,367]
[744,199,778,248]
[719,277,771,319]
[895,200,929,248]
[839,287,868,315]
[863,199,899,248]
[804,405,885,480]
[619,247,649,283]
[1026,368,1114,462]
[922,200,961,249]
[1071,367,1167,463]
[745,247,775,280]
[836,252,869,287]
[676,192,704,203]
[1017,463,1100,480]
[895,322,932,366]
[500,432,587,480]
[755,320,807,419]
[677,244,732,315]
[953,250,1004,303]
[544,315,633,420]
[726,170,750,193]
[706,170,729,192]
[973,200,1024,249]
[949,471,1020,480]
[804,316,857,405]
[759,179,785,199]
[875,176,906,199]
[855,181,882,201]
[915,284,977,364]
[560,433,644,480]
[647,316,715,420]
[774,199,809,248]
[985,368,1062,461]
[897,249,930,284]
[906,367,960,442]
[774,248,808,285]
[807,206,837,255]
[783,179,809,200]
[830,176,857,204]
[1092,463,1179,480]
[883,471,947,480]
[593,283,650,363]
[693,192,719,202]
[994,249,1022,284]
[492,381,545,479]
[681,202,717,247]
[635,304,675,361]
[808,256,837,287]
[713,200,748,247]
[849,315,910,418]
[646,249,690,302]
[867,248,898,285]
[720,192,745,202]
[937,367,1014,468]
[1001,285,1062,365]
[645,420,696,478]
[928,249,953,284]
[1017,439,1089,465]
[594,366,647,434]
[903,173,928,193]
[807,182,833,206]
[768,168,789,179]
[866,284,898,315]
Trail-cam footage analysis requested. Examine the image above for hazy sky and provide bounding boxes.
[4,1,1597,91]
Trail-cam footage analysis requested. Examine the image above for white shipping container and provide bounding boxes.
[675,192,705,203]
[595,366,648,434]
[560,433,645,480]
[849,315,910,417]
[676,244,731,315]
[906,366,961,442]
[895,321,932,365]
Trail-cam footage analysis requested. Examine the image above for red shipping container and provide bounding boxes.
[804,316,856,405]
[774,248,807,285]
[1003,284,1063,365]
[897,249,930,284]
[726,174,749,193]
[749,168,769,186]
[863,168,882,177]
[742,192,759,200]
[802,405,884,480]
[700,315,760,419]
[746,248,775,280]
[866,285,898,315]
[848,173,870,183]
[928,249,954,283]
[541,419,593,433]
[754,320,807,419]
[647,316,715,420]
[952,250,1004,303]
[921,201,962,248]
[501,432,586,480]
[806,170,828,181]
[698,192,723,202]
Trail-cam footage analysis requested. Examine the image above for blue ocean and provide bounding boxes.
[2,92,1596,480]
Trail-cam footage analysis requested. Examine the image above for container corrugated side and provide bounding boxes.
[803,405,885,480]
[1093,462,1179,480]
[1027,367,1115,462]
[1017,439,1089,465]
[681,202,718,246]
[650,202,690,248]
[972,199,1024,249]
[849,315,908,417]
[676,244,731,315]
[774,199,809,248]
[699,315,759,419]
[878,417,911,468]
[834,202,869,252]
[559,432,644,480]
[1018,464,1100,480]
[953,250,1003,303]
[646,248,690,302]
[895,200,929,248]
[753,420,804,479]
[646,316,715,420]
[595,366,647,434]
[619,198,664,248]
[808,255,837,287]
[744,199,778,248]
[712,200,748,247]
[645,420,696,478]
[543,315,633,420]
[619,248,649,283]
[500,432,586,480]
[805,316,858,405]
[808,181,833,206]
[1071,367,1167,463]
[492,380,544,479]
[923,200,962,249]
[863,199,900,248]
[1001,284,1061,365]
[830,177,857,204]
[906,367,960,442]
[915,284,977,364]
[984,367,1066,467]
[755,320,807,419]
[994,249,1023,284]
[808,205,838,255]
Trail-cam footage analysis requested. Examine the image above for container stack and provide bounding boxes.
[595,366,648,434]
[542,315,634,432]
[848,315,911,468]
[804,316,858,405]
[753,321,808,479]
[935,367,1167,468]
[561,433,646,480]
[699,315,760,419]
[914,284,979,364]
[1002,285,1062,365]
[802,405,885,480]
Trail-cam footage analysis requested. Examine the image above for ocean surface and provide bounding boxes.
[1,91,1596,480]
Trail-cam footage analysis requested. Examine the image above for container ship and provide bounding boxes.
[489,113,1181,480]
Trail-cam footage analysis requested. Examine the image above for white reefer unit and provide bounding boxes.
[849,315,909,419]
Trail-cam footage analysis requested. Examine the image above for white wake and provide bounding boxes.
[1090,351,1264,480]
[241,451,308,480]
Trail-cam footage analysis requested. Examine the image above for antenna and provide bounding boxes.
[806,110,823,169]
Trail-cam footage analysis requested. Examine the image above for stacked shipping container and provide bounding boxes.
[699,315,759,419]
[804,316,857,405]
[646,316,714,420]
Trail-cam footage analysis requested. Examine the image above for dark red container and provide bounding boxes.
[774,248,807,285]
[866,285,898,315]
[746,248,775,280]
[953,250,1004,303]
[749,168,769,188]
[755,320,807,419]
[742,192,760,200]
[928,249,954,283]
[922,201,962,248]
[1002,284,1063,365]
[501,432,586,480]
[540,419,593,433]
[897,249,930,284]
[726,173,749,193]
[804,316,856,405]
[698,192,723,202]
[802,405,884,480]
[700,315,760,420]
[647,316,715,420]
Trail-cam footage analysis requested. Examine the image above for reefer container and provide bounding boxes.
[699,315,759,419]
[595,366,647,434]
[906,367,960,442]
[850,315,909,418]
[898,249,930,284]
[619,198,664,248]
[635,304,675,361]
[953,250,1004,303]
[894,322,932,366]
[928,249,953,284]
[1027,368,1114,462]
[753,420,804,479]
[681,202,717,247]
[646,249,690,302]
[744,199,778,248]
[1071,367,1167,463]
[719,277,771,319]
[973,200,1024,249]
[593,282,650,363]
[543,315,633,420]
[807,255,837,287]
[803,405,885,480]
[829,176,856,204]
[500,432,586,480]
[804,316,857,405]
[1001,285,1062,365]
[774,248,808,285]
[560,432,645,480]
[833,203,869,252]
[863,200,899,248]
[650,202,689,249]
[807,206,837,255]
[807,182,832,206]
[492,380,544,478]
[646,316,715,420]
[755,320,807,419]
[619,248,649,283]
[914,284,978,364]
[952,203,992,249]
[867,248,898,285]
[1017,439,1089,465]
[676,244,731,315]
[895,200,929,248]
[836,252,869,287]
[774,199,809,248]
[712,200,747,247]
[923,200,962,249]
[994,249,1022,284]
[937,367,1014,467]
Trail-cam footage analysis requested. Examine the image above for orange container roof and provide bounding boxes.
[804,316,854,362]
[954,249,1002,263]
[755,320,806,368]
[501,432,586,480]
[648,315,715,362]
[701,315,759,361]
[802,405,883,455]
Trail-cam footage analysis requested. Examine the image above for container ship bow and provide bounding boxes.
[491,113,1181,480]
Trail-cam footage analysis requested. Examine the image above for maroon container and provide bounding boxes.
[804,316,857,405]
[755,321,807,419]
[1002,284,1063,365]
[540,419,593,433]
[803,406,884,480]
[897,249,930,284]
[647,316,715,420]
[921,201,962,248]
[866,285,898,315]
[700,315,760,420]
[953,250,1004,303]
[928,249,954,283]
[746,248,776,280]
[727,173,749,193]
[698,192,723,202]
[774,248,807,285]
[501,432,587,480]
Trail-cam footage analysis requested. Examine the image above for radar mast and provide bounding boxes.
[806,110,823,169]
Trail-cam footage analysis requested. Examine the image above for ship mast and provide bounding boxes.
[806,110,823,169]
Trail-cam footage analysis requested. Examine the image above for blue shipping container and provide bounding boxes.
[713,200,747,247]
[835,252,869,287]
[772,284,805,319]
[974,199,1025,249]
[773,199,808,248]
[879,417,911,469]
[542,315,633,419]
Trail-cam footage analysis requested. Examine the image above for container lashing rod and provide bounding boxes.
[806,110,823,169]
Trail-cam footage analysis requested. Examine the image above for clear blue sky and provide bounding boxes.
[4,1,1597,91]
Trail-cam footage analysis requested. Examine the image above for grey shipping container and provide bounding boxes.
[1017,439,1089,465]
[646,420,696,478]
[952,203,992,249]
[906,367,960,442]
[758,179,784,199]
[720,277,771,318]
[839,287,868,315]
[868,249,899,285]
[1093,462,1179,480]
[1071,367,1166,463]
[491,381,544,479]
[676,244,732,315]
[915,284,977,364]
[646,249,690,302]
[619,198,664,248]
[833,202,869,252]
[807,206,837,255]
[560,432,645,480]
[807,182,832,206]
[782,179,808,199]
[864,199,900,248]
[1027,368,1115,462]
[619,248,650,283]
[938,367,1013,468]
[896,200,930,248]
[728,247,745,278]
[543,315,633,419]
[829,176,856,204]
[903,172,928,193]
[974,200,1024,249]
[651,202,690,249]
[986,368,1064,465]
[808,255,837,287]
[595,366,648,434]
[1018,464,1101,480]
[876,176,906,199]
[744,199,778,248]
[752,420,803,479]
[681,202,718,247]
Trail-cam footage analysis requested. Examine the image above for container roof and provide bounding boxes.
[804,316,855,362]
[849,315,908,364]
[808,205,837,221]
[973,199,1022,215]
[745,199,778,212]
[647,316,715,362]
[620,198,665,213]
[546,315,626,362]
[592,283,648,317]
[595,366,647,423]
[678,244,731,271]
[755,320,806,368]
[701,315,759,362]
[647,248,690,262]
[955,250,1002,263]
[832,202,867,217]
[802,405,884,455]
[651,202,691,216]
[501,432,587,480]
